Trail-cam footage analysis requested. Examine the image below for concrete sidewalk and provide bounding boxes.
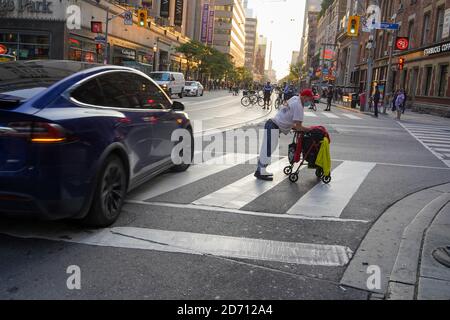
[340,183,450,300]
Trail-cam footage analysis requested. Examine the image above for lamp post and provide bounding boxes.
[153,43,158,72]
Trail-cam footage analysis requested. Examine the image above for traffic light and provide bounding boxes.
[138,9,148,27]
[398,57,405,70]
[96,43,102,55]
[347,16,360,37]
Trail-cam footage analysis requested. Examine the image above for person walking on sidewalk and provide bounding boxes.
[394,90,406,120]
[325,87,333,111]
[255,89,314,181]
[373,86,381,118]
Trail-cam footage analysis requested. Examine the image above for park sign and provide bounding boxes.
[423,41,450,56]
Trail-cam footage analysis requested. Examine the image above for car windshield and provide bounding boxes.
[150,73,171,81]
[0,60,100,101]
[186,82,197,86]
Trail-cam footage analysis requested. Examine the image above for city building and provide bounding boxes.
[335,0,359,88]
[207,0,246,67]
[352,0,450,115]
[291,51,300,65]
[313,0,346,85]
[299,0,322,61]
[302,11,320,85]
[254,35,267,81]
[0,0,191,73]
[245,16,258,74]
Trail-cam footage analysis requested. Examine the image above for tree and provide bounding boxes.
[175,41,206,79]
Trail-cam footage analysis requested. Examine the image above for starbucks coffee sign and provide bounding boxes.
[424,42,450,56]
[0,0,53,15]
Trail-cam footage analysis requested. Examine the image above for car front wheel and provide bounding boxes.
[82,155,127,227]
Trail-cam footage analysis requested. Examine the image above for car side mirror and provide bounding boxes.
[172,101,185,111]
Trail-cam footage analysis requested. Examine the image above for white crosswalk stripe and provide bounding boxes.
[342,114,362,120]
[399,123,450,167]
[287,161,376,218]
[304,112,318,117]
[130,153,255,201]
[193,158,295,209]
[321,112,340,119]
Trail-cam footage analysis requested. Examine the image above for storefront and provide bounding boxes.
[68,35,103,63]
[394,40,450,114]
[0,0,69,60]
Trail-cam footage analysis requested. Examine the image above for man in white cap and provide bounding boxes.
[255,89,314,181]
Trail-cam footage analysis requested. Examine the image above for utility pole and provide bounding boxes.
[363,0,379,112]
[383,27,398,113]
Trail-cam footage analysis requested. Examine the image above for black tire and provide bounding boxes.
[289,174,299,183]
[322,176,332,184]
[82,155,127,228]
[315,168,324,178]
[258,98,265,107]
[241,96,251,107]
[284,166,292,176]
[179,90,184,99]
[201,91,204,96]
[168,89,172,97]
[171,128,194,172]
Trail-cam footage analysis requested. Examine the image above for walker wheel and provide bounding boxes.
[322,176,332,184]
[289,173,299,183]
[284,166,293,175]
[315,168,324,178]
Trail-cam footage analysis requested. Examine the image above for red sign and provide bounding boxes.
[91,21,103,33]
[395,37,409,51]
[0,44,7,55]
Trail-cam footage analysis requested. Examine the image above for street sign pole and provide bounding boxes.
[363,0,379,113]
[104,7,110,65]
[383,27,399,113]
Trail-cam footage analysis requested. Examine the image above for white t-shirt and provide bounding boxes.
[272,96,304,134]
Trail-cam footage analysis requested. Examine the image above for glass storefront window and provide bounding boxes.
[0,31,50,60]
[68,36,103,63]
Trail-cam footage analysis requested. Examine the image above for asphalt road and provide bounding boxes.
[1,91,450,300]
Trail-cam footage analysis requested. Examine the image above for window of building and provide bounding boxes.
[0,31,50,60]
[436,7,445,42]
[438,65,449,97]
[407,20,414,48]
[422,14,430,46]
[423,66,433,96]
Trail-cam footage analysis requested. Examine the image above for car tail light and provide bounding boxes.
[2,122,67,143]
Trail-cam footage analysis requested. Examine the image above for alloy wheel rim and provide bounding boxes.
[101,164,124,218]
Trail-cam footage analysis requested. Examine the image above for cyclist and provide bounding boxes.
[263,81,273,109]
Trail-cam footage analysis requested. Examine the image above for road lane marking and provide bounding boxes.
[193,158,294,209]
[304,112,318,117]
[287,161,376,218]
[127,200,370,223]
[129,154,254,201]
[341,114,362,120]
[399,122,450,168]
[321,112,340,119]
[0,226,353,267]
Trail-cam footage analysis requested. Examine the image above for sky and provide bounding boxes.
[246,0,305,80]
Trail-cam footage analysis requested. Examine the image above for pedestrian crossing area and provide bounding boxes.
[129,153,375,221]
[400,122,450,167]
[304,111,363,120]
[0,153,380,269]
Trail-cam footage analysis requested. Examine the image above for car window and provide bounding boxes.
[71,78,105,106]
[135,74,172,110]
[150,73,170,81]
[97,72,141,109]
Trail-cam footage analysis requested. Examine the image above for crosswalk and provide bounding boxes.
[400,123,450,167]
[130,153,376,220]
[1,152,379,269]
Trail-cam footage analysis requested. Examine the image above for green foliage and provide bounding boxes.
[318,0,333,19]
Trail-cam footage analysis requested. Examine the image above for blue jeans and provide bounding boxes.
[257,120,280,172]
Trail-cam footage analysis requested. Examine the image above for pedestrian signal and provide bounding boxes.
[398,57,405,70]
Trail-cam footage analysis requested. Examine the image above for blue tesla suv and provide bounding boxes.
[0,60,193,227]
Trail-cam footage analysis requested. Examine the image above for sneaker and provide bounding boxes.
[254,171,274,181]
[260,167,273,176]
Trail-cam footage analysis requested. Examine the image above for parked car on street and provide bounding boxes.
[149,71,185,99]
[184,81,204,97]
[0,60,193,227]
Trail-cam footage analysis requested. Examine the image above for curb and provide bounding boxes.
[387,193,450,300]
[340,183,450,298]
